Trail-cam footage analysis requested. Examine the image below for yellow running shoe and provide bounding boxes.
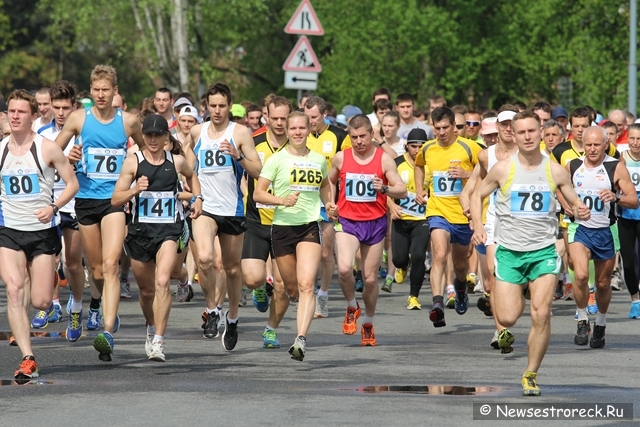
[406,296,421,310]
[394,268,407,284]
[522,371,541,396]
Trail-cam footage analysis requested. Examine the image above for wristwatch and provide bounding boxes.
[236,152,245,161]
[195,194,204,202]
[50,204,59,215]
[381,185,389,194]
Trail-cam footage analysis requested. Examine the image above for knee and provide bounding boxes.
[65,260,83,277]
[452,258,468,274]
[321,248,334,264]
[495,312,517,328]
[298,279,314,293]
[338,265,353,279]
[197,254,214,272]
[32,297,50,311]
[155,273,171,289]
[139,284,155,300]
[432,251,447,266]
[102,258,119,276]
[5,284,23,305]
[574,271,588,284]
[224,264,240,279]
[530,305,551,326]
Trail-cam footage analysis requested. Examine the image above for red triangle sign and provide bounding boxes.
[282,36,322,72]
[284,0,324,36]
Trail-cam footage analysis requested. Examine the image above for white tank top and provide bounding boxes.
[569,155,617,229]
[39,125,75,213]
[193,121,245,216]
[0,135,58,231]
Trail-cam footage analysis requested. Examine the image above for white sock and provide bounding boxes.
[595,311,606,327]
[265,325,275,331]
[347,298,358,309]
[207,308,216,315]
[52,298,60,307]
[317,289,328,297]
[187,280,193,286]
[227,316,238,324]
[71,300,83,313]
[576,308,589,321]
[362,315,374,325]
[152,334,163,344]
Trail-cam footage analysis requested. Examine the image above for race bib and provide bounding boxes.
[53,169,65,190]
[432,171,462,196]
[345,173,376,202]
[398,191,426,218]
[628,166,640,191]
[86,148,124,180]
[510,184,551,218]
[2,168,40,201]
[576,188,606,216]
[138,191,175,223]
[289,161,322,192]
[199,143,233,173]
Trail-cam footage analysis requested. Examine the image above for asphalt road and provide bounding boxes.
[0,275,638,426]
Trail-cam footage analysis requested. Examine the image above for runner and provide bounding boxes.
[184,82,262,351]
[241,95,291,348]
[388,128,430,308]
[32,87,53,132]
[254,111,333,360]
[328,114,407,345]
[470,110,590,395]
[55,64,144,361]
[154,87,175,129]
[566,126,637,348]
[415,106,481,328]
[2,89,78,382]
[176,105,199,144]
[112,114,202,361]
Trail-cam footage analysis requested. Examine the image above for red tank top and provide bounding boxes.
[337,147,387,221]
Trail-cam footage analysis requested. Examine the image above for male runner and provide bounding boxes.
[328,115,406,345]
[33,87,53,132]
[184,82,261,351]
[2,89,78,381]
[154,87,175,129]
[470,110,589,395]
[55,64,144,361]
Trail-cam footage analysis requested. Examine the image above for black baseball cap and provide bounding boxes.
[142,114,169,134]
[406,128,428,144]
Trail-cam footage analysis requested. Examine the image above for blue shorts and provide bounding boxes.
[570,224,615,261]
[475,244,487,256]
[428,216,473,246]
[320,206,330,222]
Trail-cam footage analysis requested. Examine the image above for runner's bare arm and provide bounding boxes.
[175,155,202,218]
[183,124,201,170]
[470,162,504,245]
[381,152,407,199]
[613,162,639,209]
[328,151,344,185]
[111,155,141,207]
[124,112,144,148]
[235,125,262,179]
[54,109,82,151]
[460,164,481,214]
[553,162,590,221]
[41,139,79,216]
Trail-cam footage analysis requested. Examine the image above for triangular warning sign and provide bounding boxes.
[282,36,322,72]
[284,0,324,36]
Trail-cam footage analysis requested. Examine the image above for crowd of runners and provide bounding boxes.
[2,64,640,396]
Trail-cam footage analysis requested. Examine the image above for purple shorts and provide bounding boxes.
[336,216,387,246]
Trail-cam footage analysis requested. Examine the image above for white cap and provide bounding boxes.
[497,110,516,123]
[179,105,198,119]
[174,97,192,109]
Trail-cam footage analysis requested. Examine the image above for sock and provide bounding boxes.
[589,285,595,293]
[52,298,60,307]
[71,300,83,313]
[595,311,606,326]
[362,315,374,325]
[207,308,216,315]
[90,297,101,310]
[317,289,328,297]
[266,275,274,284]
[576,308,589,322]
[152,334,163,344]
[147,325,155,335]
[454,278,466,293]
[568,268,575,284]
[178,279,188,286]
[227,316,238,324]
[187,280,193,287]
[588,261,596,287]
[433,295,444,305]
[265,325,275,331]
[297,335,306,342]
[347,298,358,309]
[216,305,223,312]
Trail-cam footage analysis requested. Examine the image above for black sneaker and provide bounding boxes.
[590,325,606,348]
[477,293,492,317]
[429,301,446,328]
[574,320,590,346]
[202,310,220,339]
[222,310,238,351]
[553,282,563,300]
[186,284,195,302]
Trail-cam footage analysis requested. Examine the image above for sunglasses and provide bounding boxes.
[466,121,481,127]
[455,124,465,129]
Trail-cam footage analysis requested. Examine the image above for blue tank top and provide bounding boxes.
[621,150,640,220]
[76,108,128,199]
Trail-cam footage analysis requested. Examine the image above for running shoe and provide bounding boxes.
[176,284,189,303]
[522,371,541,396]
[145,329,153,357]
[31,303,54,329]
[406,296,421,310]
[473,280,484,293]
[381,277,393,293]
[490,330,499,349]
[574,320,590,345]
[201,310,220,338]
[628,301,640,319]
[66,310,83,342]
[523,285,531,300]
[587,291,598,315]
[265,277,274,297]
[497,328,515,354]
[477,292,492,317]
[58,263,67,287]
[466,273,477,294]
[574,309,578,320]
[93,332,114,362]
[445,285,456,308]
[424,252,432,273]
[553,281,563,300]
[341,303,361,335]
[378,267,387,279]
[382,249,388,265]
[8,335,16,346]
[120,278,131,299]
[194,273,199,282]
[66,294,73,315]
[48,304,63,323]
[429,301,446,328]
[239,287,250,306]
[361,323,376,346]
[14,356,38,384]
[148,341,166,362]
[313,280,320,294]
[221,310,238,351]
[113,315,121,333]
[185,284,195,302]
[590,325,606,348]
[455,289,469,315]
[394,268,407,285]
[355,276,364,293]
[288,336,306,361]
[86,308,101,330]
[262,329,280,348]
[610,268,623,290]
[562,283,574,300]
[314,295,329,318]
[252,286,269,313]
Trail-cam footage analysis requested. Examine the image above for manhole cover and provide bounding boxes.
[355,385,506,395]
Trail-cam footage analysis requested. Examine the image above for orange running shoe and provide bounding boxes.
[14,355,38,382]
[342,303,361,335]
[9,335,16,346]
[563,283,574,301]
[361,323,376,346]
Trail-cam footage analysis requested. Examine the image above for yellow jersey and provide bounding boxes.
[244,132,284,225]
[394,154,429,221]
[551,139,619,166]
[306,124,352,170]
